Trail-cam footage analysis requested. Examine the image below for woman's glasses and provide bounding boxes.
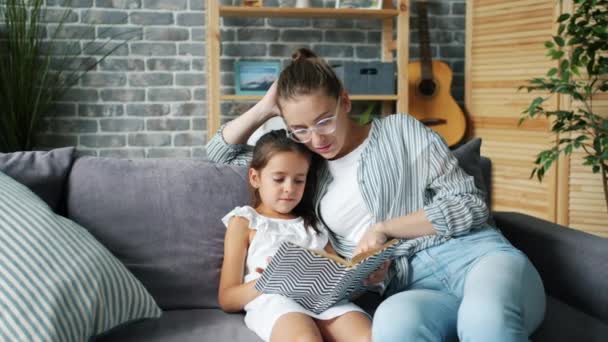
[286,99,340,143]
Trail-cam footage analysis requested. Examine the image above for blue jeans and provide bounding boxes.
[372,228,545,342]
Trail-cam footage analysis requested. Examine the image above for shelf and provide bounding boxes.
[220,6,400,20]
[207,0,409,135]
[221,94,399,101]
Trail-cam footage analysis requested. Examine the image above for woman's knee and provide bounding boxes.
[373,298,422,336]
[459,252,545,340]
[458,294,528,341]
[372,290,458,342]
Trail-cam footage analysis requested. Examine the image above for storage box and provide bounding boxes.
[332,62,396,95]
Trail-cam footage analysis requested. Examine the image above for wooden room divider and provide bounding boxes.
[466,0,607,237]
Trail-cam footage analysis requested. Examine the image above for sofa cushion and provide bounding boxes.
[452,138,487,202]
[495,212,608,324]
[532,295,608,342]
[0,171,161,341]
[452,138,494,226]
[96,309,260,342]
[67,157,250,310]
[0,147,75,214]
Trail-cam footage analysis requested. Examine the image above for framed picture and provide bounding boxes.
[335,0,383,9]
[235,61,281,95]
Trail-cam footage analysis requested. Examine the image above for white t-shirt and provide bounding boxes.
[320,136,375,244]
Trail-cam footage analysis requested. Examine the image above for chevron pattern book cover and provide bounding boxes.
[255,239,403,314]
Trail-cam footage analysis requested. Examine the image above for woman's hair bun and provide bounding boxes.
[291,48,318,62]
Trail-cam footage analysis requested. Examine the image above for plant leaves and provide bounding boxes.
[558,13,571,22]
[547,67,558,77]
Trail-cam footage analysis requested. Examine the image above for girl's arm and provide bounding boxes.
[206,83,279,165]
[218,216,261,312]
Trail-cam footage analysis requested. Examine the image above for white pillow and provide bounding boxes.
[0,171,161,341]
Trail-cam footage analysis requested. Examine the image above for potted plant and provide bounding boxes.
[520,0,607,211]
[0,0,131,152]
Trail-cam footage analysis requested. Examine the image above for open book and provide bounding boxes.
[254,239,403,314]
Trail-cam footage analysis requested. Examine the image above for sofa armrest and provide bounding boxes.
[493,211,608,324]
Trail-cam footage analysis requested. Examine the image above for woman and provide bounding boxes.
[207,48,545,341]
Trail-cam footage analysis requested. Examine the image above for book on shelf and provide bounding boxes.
[254,238,403,314]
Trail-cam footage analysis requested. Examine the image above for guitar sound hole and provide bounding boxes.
[418,79,437,96]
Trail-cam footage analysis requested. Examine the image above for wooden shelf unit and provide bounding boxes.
[220,6,400,19]
[205,1,409,136]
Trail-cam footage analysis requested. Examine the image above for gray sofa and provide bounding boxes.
[2,148,607,341]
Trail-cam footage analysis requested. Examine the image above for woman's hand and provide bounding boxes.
[354,222,388,256]
[253,82,280,121]
[364,260,391,286]
[220,82,281,144]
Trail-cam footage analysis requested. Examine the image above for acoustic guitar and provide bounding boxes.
[408,0,466,147]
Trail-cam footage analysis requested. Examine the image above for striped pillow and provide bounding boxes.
[0,171,161,341]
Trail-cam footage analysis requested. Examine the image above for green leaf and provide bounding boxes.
[547,67,558,77]
[554,36,565,47]
[568,36,584,45]
[530,168,538,180]
[518,117,527,126]
[565,144,573,154]
[553,50,565,60]
[557,13,570,22]
[552,121,565,132]
[545,41,555,49]
[572,47,584,66]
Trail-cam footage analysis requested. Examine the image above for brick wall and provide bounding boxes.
[30,0,466,157]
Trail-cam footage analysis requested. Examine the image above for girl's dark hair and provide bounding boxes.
[250,129,319,230]
[276,48,343,105]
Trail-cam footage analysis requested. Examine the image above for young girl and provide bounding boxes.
[218,129,371,342]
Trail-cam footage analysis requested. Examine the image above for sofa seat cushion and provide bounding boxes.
[0,171,161,341]
[532,295,608,342]
[96,309,261,342]
[67,157,250,310]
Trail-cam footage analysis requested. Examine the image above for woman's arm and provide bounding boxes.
[374,210,435,239]
[354,211,435,256]
[218,216,261,312]
[355,128,488,254]
[324,242,337,255]
[206,83,279,165]
[421,132,489,237]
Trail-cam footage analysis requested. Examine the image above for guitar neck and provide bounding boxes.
[416,1,434,81]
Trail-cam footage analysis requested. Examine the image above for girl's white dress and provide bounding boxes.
[222,206,367,342]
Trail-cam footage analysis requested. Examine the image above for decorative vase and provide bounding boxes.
[295,0,310,7]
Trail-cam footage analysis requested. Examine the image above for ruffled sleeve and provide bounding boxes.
[221,206,266,230]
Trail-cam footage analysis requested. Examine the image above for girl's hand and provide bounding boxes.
[254,82,280,121]
[354,223,388,256]
[254,256,273,274]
